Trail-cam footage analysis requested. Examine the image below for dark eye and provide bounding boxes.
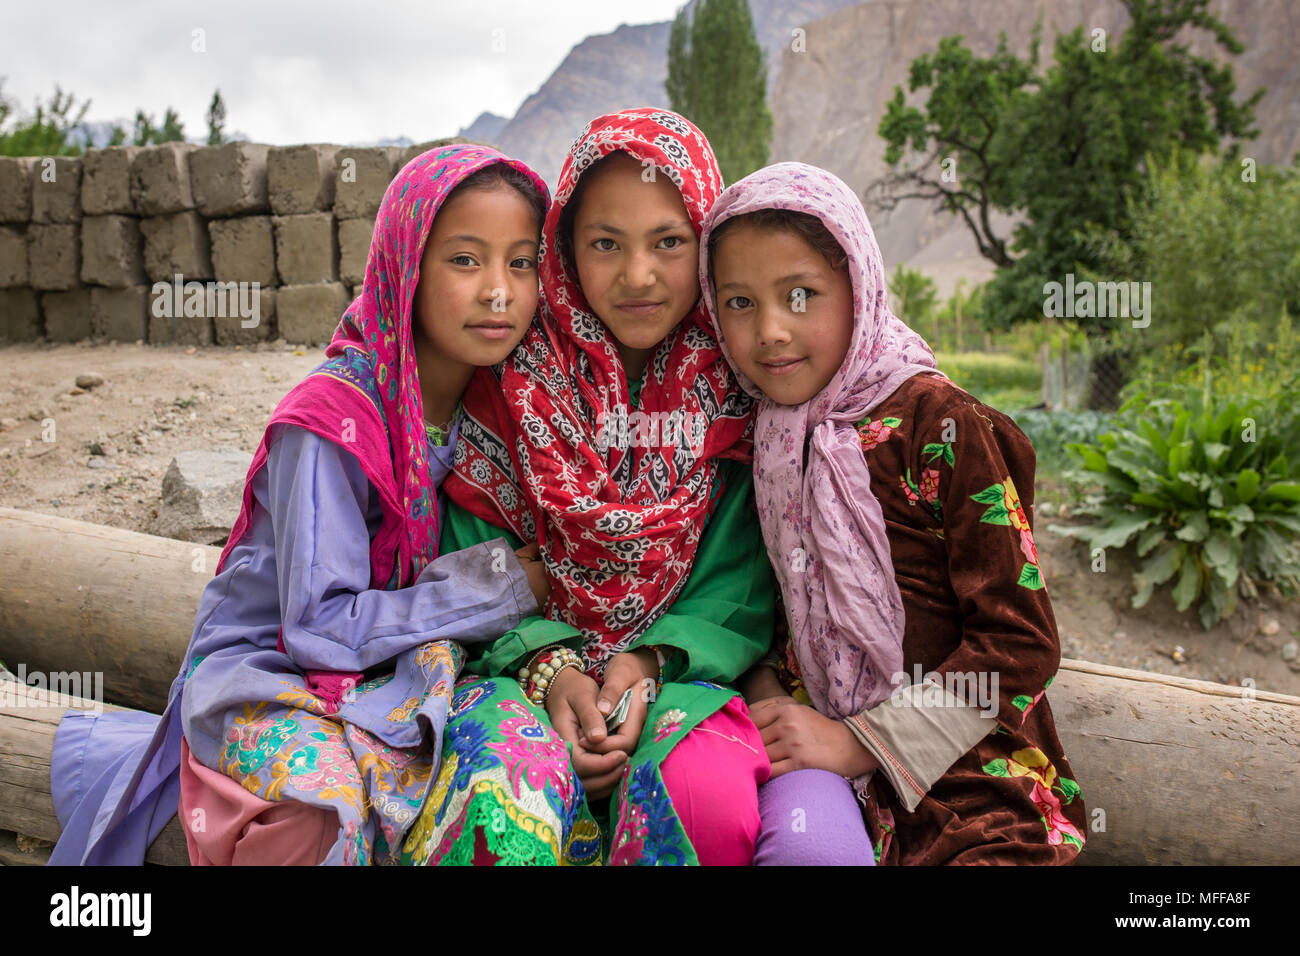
[451,254,476,266]
[724,295,753,310]
[592,238,616,252]
[658,236,685,250]
[789,287,817,306]
[511,256,536,269]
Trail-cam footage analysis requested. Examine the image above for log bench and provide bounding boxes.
[2,507,1298,865]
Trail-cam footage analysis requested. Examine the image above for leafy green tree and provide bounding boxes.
[206,89,226,145]
[132,107,184,146]
[874,0,1263,338]
[1091,150,1300,380]
[666,0,771,184]
[0,81,89,156]
[888,264,938,329]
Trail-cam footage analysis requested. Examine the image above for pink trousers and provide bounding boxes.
[178,695,769,866]
[178,737,336,866]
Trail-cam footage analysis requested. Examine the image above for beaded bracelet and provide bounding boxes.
[517,644,583,706]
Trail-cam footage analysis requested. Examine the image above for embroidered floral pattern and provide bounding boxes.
[981,747,1084,850]
[486,699,576,808]
[653,708,687,742]
[971,476,1044,590]
[856,415,901,451]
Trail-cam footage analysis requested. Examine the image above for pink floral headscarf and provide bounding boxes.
[698,162,942,718]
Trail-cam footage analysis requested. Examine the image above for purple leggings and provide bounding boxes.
[753,769,876,866]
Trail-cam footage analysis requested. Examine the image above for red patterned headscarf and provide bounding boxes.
[445,108,754,677]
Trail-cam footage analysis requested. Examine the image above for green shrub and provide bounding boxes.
[1011,409,1114,476]
[937,351,1042,412]
[1050,382,1300,627]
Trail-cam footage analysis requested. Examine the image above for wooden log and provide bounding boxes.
[3,661,1298,865]
[0,506,220,712]
[1052,659,1300,865]
[2,507,1298,864]
[0,676,190,865]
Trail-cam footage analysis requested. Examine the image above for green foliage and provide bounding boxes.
[935,351,1041,413]
[206,89,226,145]
[131,107,185,146]
[1090,150,1300,379]
[876,0,1263,338]
[0,81,89,156]
[665,0,771,184]
[1011,409,1114,476]
[1051,382,1300,627]
[888,264,938,325]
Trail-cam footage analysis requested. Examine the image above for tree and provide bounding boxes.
[206,89,226,145]
[131,107,185,146]
[888,264,938,330]
[872,0,1263,337]
[0,81,90,156]
[665,0,771,184]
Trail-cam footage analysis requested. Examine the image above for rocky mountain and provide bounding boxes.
[457,111,509,143]
[485,0,858,188]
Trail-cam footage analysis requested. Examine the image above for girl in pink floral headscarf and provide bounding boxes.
[699,162,1086,866]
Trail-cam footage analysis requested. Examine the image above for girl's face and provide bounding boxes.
[571,151,699,376]
[413,182,540,367]
[713,222,855,406]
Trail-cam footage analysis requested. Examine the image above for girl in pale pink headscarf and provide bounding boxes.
[699,162,1086,865]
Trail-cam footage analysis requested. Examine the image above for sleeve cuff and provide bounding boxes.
[490,537,540,619]
[843,680,994,813]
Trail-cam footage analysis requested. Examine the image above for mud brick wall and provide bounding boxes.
[0,138,465,345]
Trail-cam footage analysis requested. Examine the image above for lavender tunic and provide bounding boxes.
[49,421,536,865]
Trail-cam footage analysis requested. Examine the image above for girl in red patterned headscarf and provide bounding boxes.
[414,109,776,866]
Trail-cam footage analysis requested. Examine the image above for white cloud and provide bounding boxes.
[1,0,687,144]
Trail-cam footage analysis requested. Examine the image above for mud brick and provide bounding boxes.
[41,289,93,341]
[82,147,140,215]
[141,212,212,282]
[0,225,28,287]
[336,217,373,286]
[332,147,400,220]
[0,157,35,222]
[214,286,275,345]
[30,156,83,224]
[90,285,149,341]
[190,142,270,217]
[277,282,348,345]
[274,212,336,284]
[28,224,81,290]
[130,143,197,216]
[146,283,213,345]
[268,144,337,215]
[0,289,41,340]
[81,215,145,287]
[208,215,276,285]
[396,137,468,170]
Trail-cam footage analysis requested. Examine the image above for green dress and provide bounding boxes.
[396,397,775,864]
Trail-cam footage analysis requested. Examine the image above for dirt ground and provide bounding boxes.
[3,341,1298,696]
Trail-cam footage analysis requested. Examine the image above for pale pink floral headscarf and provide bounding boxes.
[698,162,942,718]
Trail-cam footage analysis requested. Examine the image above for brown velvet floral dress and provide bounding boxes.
[777,372,1087,865]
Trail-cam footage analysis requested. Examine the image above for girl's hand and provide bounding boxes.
[546,665,627,799]
[513,543,550,609]
[749,697,879,779]
[589,649,658,765]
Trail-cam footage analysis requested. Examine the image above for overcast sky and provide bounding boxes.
[1,0,687,144]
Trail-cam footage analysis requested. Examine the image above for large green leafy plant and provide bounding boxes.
[1051,382,1300,627]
